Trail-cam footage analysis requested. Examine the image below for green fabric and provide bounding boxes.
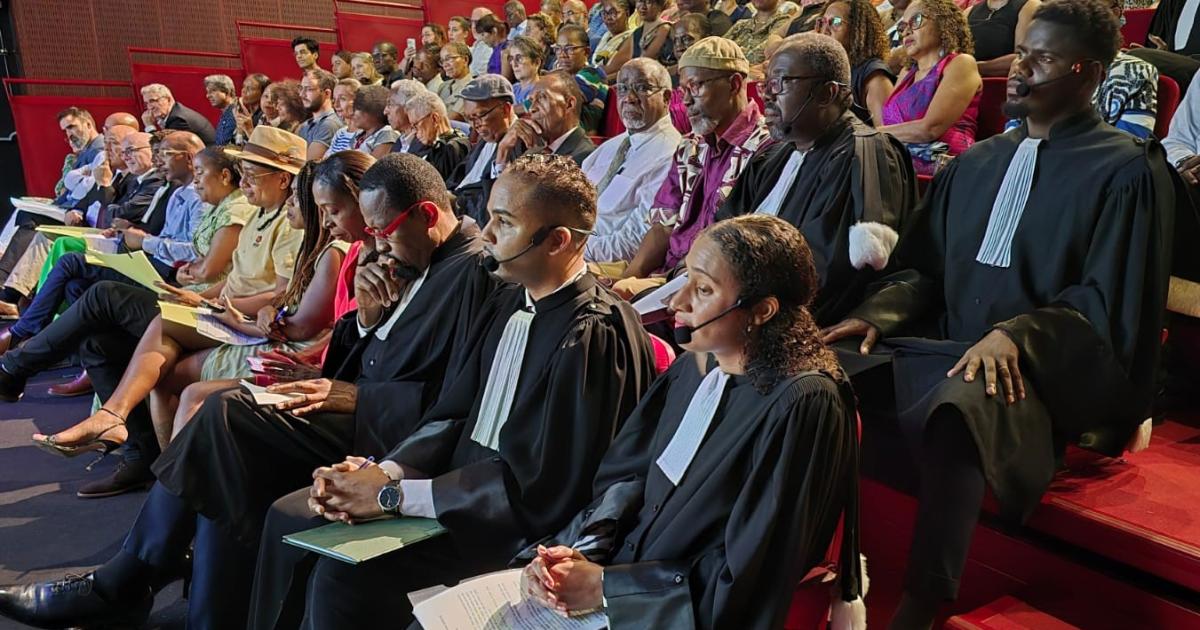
[36,237,87,292]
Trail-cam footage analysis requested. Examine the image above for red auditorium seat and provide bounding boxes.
[1120,8,1154,48]
[603,87,624,139]
[976,77,1010,141]
[1155,75,1181,139]
[946,597,1081,630]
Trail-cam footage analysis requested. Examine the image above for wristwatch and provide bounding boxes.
[376,480,403,515]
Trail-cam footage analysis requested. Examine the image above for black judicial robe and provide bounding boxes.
[717,114,917,326]
[1148,0,1200,56]
[152,224,498,546]
[514,355,860,630]
[383,274,658,564]
[844,111,1177,522]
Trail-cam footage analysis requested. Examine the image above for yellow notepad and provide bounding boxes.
[158,301,203,328]
[85,251,166,294]
[35,225,103,238]
[282,517,448,564]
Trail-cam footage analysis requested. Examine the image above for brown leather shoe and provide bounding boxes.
[0,328,22,355]
[47,371,93,398]
[76,458,154,499]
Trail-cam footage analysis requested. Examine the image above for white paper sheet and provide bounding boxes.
[196,314,268,346]
[239,380,302,406]
[413,569,606,630]
[631,273,688,316]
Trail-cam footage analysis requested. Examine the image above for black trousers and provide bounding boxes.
[0,211,62,285]
[0,280,161,462]
[252,488,495,630]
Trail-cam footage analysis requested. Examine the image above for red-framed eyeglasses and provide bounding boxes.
[364,201,433,239]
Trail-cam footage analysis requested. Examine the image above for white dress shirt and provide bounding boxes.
[580,115,682,263]
[1164,73,1200,166]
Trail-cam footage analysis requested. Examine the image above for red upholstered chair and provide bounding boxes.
[976,77,1010,141]
[748,81,764,111]
[647,334,677,374]
[1121,8,1155,48]
[1156,75,1181,140]
[603,87,625,139]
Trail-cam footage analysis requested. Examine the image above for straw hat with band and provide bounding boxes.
[225,126,308,175]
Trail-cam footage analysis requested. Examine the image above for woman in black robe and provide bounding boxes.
[513,215,863,629]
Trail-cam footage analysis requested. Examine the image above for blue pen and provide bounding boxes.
[357,456,376,470]
[273,306,288,325]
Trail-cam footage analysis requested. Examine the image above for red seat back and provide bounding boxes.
[1156,75,1181,140]
[647,334,676,375]
[1121,8,1155,48]
[128,48,245,127]
[977,77,1009,141]
[603,87,625,139]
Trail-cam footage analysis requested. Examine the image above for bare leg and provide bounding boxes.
[171,379,241,442]
[149,348,214,450]
[32,315,211,448]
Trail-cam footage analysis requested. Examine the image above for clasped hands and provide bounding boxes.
[520,545,604,617]
[307,455,389,524]
[820,318,1025,405]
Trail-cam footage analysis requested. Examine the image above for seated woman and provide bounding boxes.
[406,91,472,183]
[878,0,981,175]
[327,78,363,154]
[820,0,896,126]
[30,127,327,457]
[351,85,400,158]
[168,150,373,444]
[174,147,258,292]
[526,13,559,72]
[263,80,307,135]
[968,0,1040,77]
[625,0,674,66]
[515,215,862,628]
[351,52,384,86]
[510,35,547,111]
[593,0,636,76]
[726,0,798,73]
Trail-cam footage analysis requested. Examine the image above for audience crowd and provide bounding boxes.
[0,0,1198,628]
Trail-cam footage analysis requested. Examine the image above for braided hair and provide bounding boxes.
[703,215,843,393]
[274,161,335,310]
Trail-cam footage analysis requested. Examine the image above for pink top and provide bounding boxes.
[882,53,980,174]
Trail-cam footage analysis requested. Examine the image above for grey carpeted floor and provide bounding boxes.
[0,368,185,629]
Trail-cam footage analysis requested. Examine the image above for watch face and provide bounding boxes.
[378,485,402,512]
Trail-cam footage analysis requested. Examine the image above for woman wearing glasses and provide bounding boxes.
[818,0,897,126]
[510,35,548,111]
[593,0,636,75]
[878,0,981,175]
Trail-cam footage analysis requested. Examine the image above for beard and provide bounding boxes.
[383,254,423,281]
[620,108,647,130]
[689,111,719,136]
[1001,98,1030,120]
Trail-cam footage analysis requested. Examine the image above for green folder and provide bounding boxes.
[282,517,448,564]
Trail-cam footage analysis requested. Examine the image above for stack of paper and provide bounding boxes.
[86,251,165,293]
[11,197,66,222]
[240,380,302,406]
[282,516,449,564]
[632,273,688,322]
[412,569,606,630]
[158,302,267,346]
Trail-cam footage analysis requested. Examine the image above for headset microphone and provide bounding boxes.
[672,299,745,345]
[1013,63,1082,97]
[778,88,819,137]
[481,225,555,273]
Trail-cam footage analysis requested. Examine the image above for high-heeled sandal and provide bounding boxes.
[32,408,126,470]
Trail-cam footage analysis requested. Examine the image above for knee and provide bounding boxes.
[58,252,87,273]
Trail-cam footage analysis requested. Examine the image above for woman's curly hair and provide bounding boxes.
[914,0,974,60]
[703,215,843,393]
[840,0,891,66]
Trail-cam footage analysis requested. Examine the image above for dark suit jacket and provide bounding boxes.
[448,140,499,226]
[99,172,168,230]
[552,127,596,166]
[163,102,216,145]
[412,131,472,184]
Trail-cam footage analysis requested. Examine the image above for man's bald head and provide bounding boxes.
[105,124,137,167]
[104,112,140,132]
[160,131,204,185]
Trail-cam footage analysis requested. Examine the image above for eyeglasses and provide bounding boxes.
[816,15,845,29]
[896,13,925,34]
[615,82,665,97]
[466,103,504,125]
[679,74,730,97]
[601,7,624,17]
[364,201,429,239]
[236,165,279,183]
[120,145,151,156]
[552,44,587,55]
[509,52,530,64]
[762,74,827,97]
[440,55,465,65]
[157,148,192,159]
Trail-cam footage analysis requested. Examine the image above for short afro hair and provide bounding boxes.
[499,153,596,232]
[360,153,451,214]
[1030,0,1121,66]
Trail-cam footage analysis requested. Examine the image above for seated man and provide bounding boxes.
[0,131,206,351]
[298,68,344,161]
[405,89,472,182]
[384,79,427,154]
[821,1,1180,626]
[553,24,610,133]
[251,155,657,628]
[205,74,239,146]
[614,37,770,297]
[410,44,445,93]
[519,215,862,628]
[140,83,216,145]
[1005,0,1159,138]
[583,58,682,270]
[1127,0,1200,91]
[496,71,597,168]
[718,33,915,326]
[448,74,518,225]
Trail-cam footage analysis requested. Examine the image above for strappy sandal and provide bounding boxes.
[32,408,127,470]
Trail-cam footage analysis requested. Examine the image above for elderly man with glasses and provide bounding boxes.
[448,75,520,224]
[581,58,683,271]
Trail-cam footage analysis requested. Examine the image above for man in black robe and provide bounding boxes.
[0,154,500,629]
[717,33,915,327]
[1127,0,1200,90]
[251,154,658,629]
[822,1,1181,627]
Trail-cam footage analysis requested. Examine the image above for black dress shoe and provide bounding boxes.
[76,458,154,499]
[0,572,152,629]
[0,363,26,403]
